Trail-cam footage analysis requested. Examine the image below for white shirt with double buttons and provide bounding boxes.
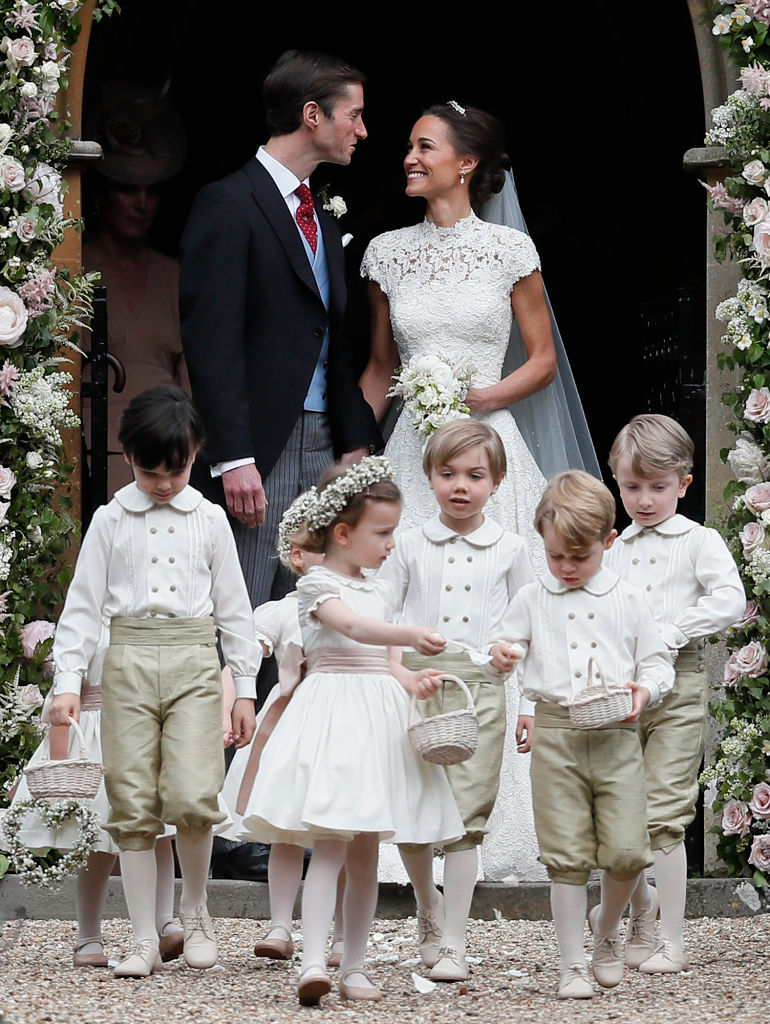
[604,514,745,650]
[52,483,258,699]
[380,515,535,676]
[495,566,675,713]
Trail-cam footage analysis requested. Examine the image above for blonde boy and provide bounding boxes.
[491,471,674,999]
[379,420,534,982]
[606,415,745,973]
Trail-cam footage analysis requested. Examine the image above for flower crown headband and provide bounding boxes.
[276,487,317,565]
[306,456,394,532]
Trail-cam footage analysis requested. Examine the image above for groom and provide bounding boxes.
[180,50,381,608]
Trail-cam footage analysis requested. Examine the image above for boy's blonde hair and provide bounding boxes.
[535,470,616,550]
[608,414,694,480]
[422,420,507,482]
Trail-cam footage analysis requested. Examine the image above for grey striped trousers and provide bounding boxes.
[232,411,333,610]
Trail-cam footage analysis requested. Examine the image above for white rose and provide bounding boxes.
[14,214,36,242]
[741,521,767,556]
[19,81,37,99]
[753,217,770,263]
[0,500,8,527]
[745,197,770,226]
[26,451,44,470]
[744,159,767,185]
[0,465,16,498]
[745,386,770,423]
[728,433,770,484]
[38,60,60,96]
[0,287,27,347]
[418,384,439,408]
[0,155,25,193]
[0,124,12,156]
[411,355,436,375]
[429,361,455,387]
[1,35,36,71]
[323,195,347,218]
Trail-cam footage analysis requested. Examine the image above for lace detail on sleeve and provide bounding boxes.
[360,236,389,294]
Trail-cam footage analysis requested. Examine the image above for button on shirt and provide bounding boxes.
[379,515,535,676]
[52,483,258,699]
[494,567,674,713]
[604,514,745,650]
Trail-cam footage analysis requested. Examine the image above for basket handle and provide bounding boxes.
[408,672,475,726]
[569,657,608,699]
[46,715,88,760]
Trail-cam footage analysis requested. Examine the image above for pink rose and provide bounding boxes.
[0,155,25,194]
[745,387,770,424]
[745,197,770,226]
[1,35,36,71]
[745,159,768,185]
[745,481,770,513]
[741,521,767,555]
[20,619,55,660]
[722,799,753,837]
[734,600,762,631]
[754,218,770,264]
[13,213,36,242]
[749,782,770,819]
[748,833,770,871]
[0,464,16,498]
[0,287,27,347]
[724,641,769,684]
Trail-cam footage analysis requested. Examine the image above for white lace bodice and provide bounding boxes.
[361,212,539,386]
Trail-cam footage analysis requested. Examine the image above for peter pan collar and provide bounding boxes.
[619,513,697,541]
[309,564,379,591]
[541,566,619,596]
[421,514,504,548]
[114,482,203,514]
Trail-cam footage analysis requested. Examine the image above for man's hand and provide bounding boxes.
[222,464,266,527]
[340,446,369,466]
[231,698,256,748]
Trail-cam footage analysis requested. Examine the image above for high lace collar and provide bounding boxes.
[419,210,478,240]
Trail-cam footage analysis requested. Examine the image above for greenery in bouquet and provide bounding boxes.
[388,353,475,439]
[0,0,108,829]
[709,2,770,67]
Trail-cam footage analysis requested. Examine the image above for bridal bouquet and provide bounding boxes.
[388,354,475,438]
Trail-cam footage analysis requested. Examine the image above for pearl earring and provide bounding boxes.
[460,170,466,185]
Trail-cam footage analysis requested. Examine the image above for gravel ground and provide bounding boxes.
[0,915,765,1024]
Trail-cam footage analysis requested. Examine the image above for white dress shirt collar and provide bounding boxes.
[421,514,504,548]
[541,566,619,596]
[256,146,310,200]
[619,513,697,542]
[114,482,203,514]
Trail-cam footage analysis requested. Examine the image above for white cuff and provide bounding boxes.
[53,672,82,696]
[519,695,536,716]
[211,457,255,478]
[232,675,257,700]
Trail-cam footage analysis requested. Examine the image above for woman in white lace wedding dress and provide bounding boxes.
[360,104,556,883]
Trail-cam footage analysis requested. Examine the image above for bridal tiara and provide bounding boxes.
[447,100,466,116]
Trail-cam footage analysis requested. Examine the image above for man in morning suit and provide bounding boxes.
[179,50,381,612]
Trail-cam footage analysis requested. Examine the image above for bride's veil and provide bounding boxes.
[481,171,602,479]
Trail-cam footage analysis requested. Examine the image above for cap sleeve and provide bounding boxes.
[252,598,285,657]
[504,228,541,288]
[297,568,344,631]
[360,234,389,294]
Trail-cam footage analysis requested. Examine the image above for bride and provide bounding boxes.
[360,101,596,883]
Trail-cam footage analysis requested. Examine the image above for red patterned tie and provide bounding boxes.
[295,184,317,254]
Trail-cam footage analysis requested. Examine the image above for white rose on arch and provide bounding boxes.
[727,433,770,484]
[744,386,770,423]
[0,35,36,72]
[744,159,768,186]
[753,217,770,264]
[745,197,770,226]
[0,287,28,348]
[0,155,26,194]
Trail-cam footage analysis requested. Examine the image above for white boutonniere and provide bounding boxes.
[323,194,347,218]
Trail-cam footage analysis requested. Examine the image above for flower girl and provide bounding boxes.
[239,457,464,1005]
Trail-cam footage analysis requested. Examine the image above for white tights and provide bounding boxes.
[301,834,377,985]
[399,845,478,954]
[267,844,345,942]
[550,883,588,969]
[629,843,687,948]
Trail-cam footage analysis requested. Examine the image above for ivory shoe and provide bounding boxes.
[180,904,218,970]
[73,936,108,968]
[298,965,332,1006]
[158,925,184,963]
[557,962,594,999]
[624,887,659,968]
[113,940,162,978]
[338,970,382,1001]
[327,939,344,968]
[639,940,690,974]
[428,946,469,982]
[589,906,624,988]
[416,895,445,968]
[253,925,294,961]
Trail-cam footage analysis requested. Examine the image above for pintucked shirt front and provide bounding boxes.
[604,514,745,649]
[380,515,535,671]
[52,482,258,698]
[495,567,675,713]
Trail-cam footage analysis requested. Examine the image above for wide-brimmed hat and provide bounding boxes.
[85,83,187,186]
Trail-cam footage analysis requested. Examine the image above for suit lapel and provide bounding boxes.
[243,159,321,301]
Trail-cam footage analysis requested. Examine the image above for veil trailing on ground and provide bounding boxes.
[481,171,601,479]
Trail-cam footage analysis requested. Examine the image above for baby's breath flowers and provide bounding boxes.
[306,457,394,532]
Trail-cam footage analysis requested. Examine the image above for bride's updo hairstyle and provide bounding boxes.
[296,458,401,554]
[424,103,511,208]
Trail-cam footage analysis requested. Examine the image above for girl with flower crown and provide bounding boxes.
[238,456,464,1006]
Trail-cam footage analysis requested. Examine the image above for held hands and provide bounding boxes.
[222,464,267,528]
[516,714,534,754]
[490,641,526,675]
[230,697,256,748]
[49,693,80,726]
[623,682,651,723]
[410,668,445,699]
[409,627,447,656]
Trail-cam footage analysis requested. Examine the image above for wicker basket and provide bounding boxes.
[24,716,104,799]
[407,674,479,765]
[567,659,633,730]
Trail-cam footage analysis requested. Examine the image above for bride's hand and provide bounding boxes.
[465,385,502,415]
